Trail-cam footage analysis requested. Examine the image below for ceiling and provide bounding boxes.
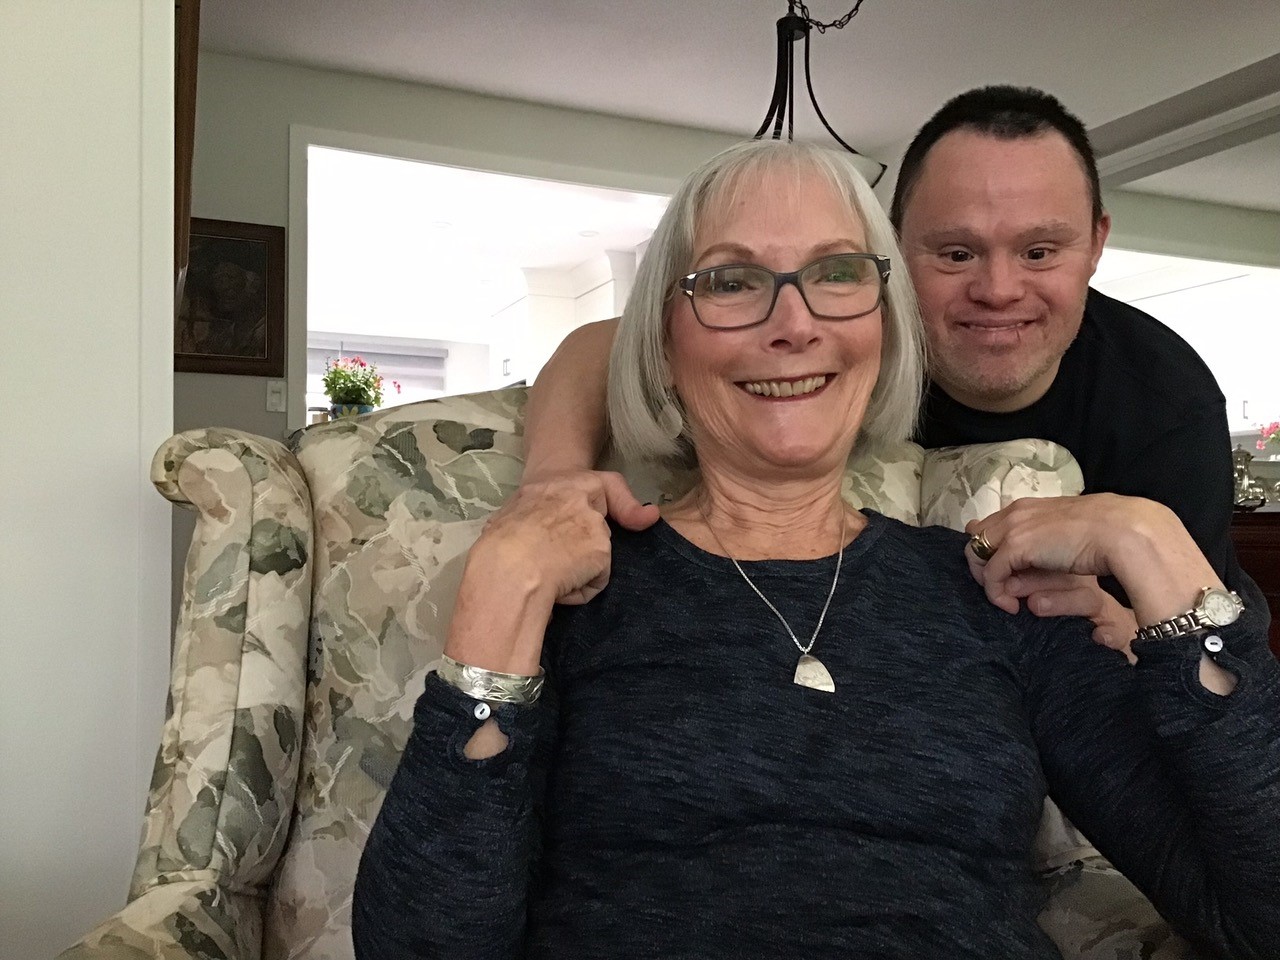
[202,0,1280,212]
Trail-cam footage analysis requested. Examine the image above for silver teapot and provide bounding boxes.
[1233,445,1269,510]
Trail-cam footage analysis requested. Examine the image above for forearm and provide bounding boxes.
[1104,499,1239,692]
[524,318,619,479]
[445,568,553,759]
[353,677,544,960]
[446,551,555,677]
[1104,501,1219,628]
[1131,621,1280,955]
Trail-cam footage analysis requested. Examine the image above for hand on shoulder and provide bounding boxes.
[447,471,642,674]
[474,471,639,607]
[517,465,661,532]
[964,494,1218,630]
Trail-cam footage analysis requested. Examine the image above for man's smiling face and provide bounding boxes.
[899,129,1110,413]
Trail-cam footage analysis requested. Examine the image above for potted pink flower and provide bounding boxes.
[1257,420,1280,453]
[322,355,401,418]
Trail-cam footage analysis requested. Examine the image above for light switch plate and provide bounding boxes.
[266,379,287,412]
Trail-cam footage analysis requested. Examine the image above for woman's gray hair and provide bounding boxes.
[607,139,925,464]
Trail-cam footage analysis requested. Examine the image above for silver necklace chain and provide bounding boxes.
[697,500,846,656]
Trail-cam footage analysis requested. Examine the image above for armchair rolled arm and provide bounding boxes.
[56,879,261,960]
[137,429,313,896]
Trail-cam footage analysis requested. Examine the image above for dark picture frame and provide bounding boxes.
[175,217,286,376]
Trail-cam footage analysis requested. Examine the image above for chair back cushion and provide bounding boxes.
[921,438,1084,529]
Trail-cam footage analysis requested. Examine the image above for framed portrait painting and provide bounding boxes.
[175,218,286,376]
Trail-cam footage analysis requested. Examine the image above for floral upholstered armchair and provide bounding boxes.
[58,386,1193,960]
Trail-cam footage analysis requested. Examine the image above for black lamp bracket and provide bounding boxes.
[752,1,887,187]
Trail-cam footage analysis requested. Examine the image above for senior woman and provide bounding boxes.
[353,141,1280,959]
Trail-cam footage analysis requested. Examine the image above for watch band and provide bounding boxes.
[437,654,545,705]
[1134,612,1210,644]
[1134,588,1243,645]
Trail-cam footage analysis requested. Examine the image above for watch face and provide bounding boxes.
[1202,590,1241,626]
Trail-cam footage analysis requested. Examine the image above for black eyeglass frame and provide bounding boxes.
[676,253,891,330]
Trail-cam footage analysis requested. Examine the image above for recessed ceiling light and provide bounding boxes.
[432,220,452,229]
[579,230,599,237]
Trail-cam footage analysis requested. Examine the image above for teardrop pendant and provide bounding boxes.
[793,654,835,693]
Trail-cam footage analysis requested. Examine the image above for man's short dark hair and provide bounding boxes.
[889,85,1103,230]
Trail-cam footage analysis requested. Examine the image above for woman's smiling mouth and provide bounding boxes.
[738,374,831,398]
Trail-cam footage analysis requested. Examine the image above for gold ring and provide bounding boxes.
[969,530,996,562]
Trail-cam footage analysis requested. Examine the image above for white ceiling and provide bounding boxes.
[202,0,1280,210]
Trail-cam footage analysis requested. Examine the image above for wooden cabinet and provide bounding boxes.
[1232,510,1280,656]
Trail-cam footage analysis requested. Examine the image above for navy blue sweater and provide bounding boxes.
[353,513,1280,959]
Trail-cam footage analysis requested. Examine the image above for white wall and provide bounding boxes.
[575,283,617,328]
[489,297,531,385]
[519,252,641,383]
[1129,272,1280,432]
[522,268,580,382]
[309,295,512,348]
[1093,248,1280,437]
[572,250,638,327]
[443,340,493,396]
[0,4,173,958]
[1098,194,1280,443]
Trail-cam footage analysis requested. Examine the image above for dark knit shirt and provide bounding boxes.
[353,513,1280,960]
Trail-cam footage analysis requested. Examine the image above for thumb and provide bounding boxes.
[597,473,660,531]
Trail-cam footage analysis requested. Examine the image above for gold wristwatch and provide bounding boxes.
[1134,586,1244,644]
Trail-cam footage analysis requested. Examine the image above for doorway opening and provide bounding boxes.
[305,145,669,420]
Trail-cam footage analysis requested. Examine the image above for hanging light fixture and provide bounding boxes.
[754,0,886,186]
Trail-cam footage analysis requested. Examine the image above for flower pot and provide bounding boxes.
[330,403,374,419]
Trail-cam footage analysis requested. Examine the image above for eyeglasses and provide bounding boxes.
[677,253,890,330]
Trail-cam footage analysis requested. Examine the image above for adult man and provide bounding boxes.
[523,85,1241,644]
[893,86,1236,596]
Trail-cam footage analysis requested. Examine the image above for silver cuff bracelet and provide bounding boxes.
[437,654,545,705]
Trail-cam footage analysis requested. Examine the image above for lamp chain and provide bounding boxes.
[789,0,866,34]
